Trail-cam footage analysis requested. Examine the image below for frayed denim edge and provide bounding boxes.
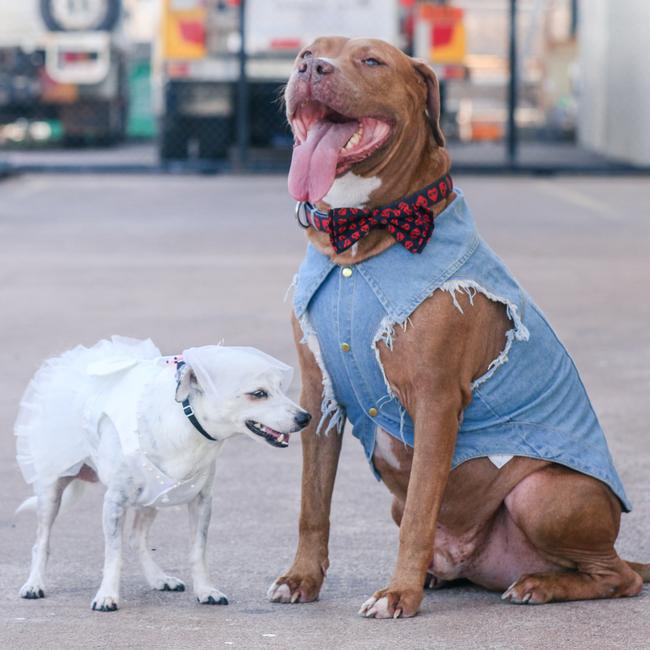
[298,313,346,435]
[440,279,530,389]
[370,279,530,439]
[370,315,412,444]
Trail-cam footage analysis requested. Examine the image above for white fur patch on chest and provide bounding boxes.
[373,428,402,470]
[322,172,382,209]
[488,454,513,469]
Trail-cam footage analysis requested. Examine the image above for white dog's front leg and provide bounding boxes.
[133,507,185,592]
[92,489,128,612]
[188,481,228,605]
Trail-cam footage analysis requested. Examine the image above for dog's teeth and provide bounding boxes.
[277,434,285,443]
[343,128,362,151]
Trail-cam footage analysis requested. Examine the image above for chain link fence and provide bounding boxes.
[0,1,648,174]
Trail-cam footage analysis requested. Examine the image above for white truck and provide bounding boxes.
[0,1,129,143]
[156,0,401,161]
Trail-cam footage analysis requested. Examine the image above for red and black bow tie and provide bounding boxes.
[296,173,453,255]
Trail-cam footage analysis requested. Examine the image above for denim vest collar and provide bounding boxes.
[294,189,480,323]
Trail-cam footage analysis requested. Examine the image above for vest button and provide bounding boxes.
[341,266,353,278]
[368,407,378,417]
[340,342,351,352]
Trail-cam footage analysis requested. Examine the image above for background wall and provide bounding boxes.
[578,0,650,165]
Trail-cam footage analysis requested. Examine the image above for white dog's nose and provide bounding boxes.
[294,411,312,429]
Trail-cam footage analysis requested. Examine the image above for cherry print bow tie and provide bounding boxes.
[298,174,453,254]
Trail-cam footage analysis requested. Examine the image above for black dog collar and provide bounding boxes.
[173,359,218,442]
[181,398,218,442]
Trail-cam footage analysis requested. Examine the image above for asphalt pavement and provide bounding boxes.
[1,173,649,649]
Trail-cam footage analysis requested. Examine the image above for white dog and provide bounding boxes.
[15,336,310,611]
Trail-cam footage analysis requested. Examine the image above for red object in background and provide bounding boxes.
[443,65,465,79]
[61,51,97,63]
[167,61,191,78]
[178,19,206,45]
[270,38,302,50]
[433,23,454,47]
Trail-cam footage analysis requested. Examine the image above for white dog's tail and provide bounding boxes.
[15,480,86,515]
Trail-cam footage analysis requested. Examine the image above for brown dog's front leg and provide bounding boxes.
[360,400,459,619]
[268,316,344,604]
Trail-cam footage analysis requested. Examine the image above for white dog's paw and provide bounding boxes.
[151,576,185,592]
[20,581,45,600]
[195,586,229,605]
[91,592,119,612]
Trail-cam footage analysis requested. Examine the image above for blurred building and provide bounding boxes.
[578,0,650,165]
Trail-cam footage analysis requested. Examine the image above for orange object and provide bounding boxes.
[39,69,78,104]
[471,122,503,141]
[162,0,207,60]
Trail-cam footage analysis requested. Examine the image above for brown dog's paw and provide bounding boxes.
[501,574,553,605]
[267,568,324,604]
[358,586,423,619]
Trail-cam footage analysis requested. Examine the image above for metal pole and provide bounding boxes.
[570,0,578,37]
[506,0,518,167]
[237,0,249,170]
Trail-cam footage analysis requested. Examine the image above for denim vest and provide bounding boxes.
[293,189,630,511]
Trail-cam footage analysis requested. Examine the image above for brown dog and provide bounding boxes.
[267,36,649,618]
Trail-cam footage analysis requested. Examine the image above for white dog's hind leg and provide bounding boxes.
[188,479,228,605]
[92,489,128,612]
[20,476,72,599]
[133,507,185,592]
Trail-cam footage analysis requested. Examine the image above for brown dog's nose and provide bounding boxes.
[297,57,335,79]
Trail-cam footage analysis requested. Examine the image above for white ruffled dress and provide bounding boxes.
[13,336,211,507]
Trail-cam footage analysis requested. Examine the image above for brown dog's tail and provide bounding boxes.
[626,561,650,582]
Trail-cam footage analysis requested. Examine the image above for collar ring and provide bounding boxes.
[295,201,310,229]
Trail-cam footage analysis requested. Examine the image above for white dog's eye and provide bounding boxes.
[249,389,269,399]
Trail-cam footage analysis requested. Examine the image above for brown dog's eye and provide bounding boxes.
[362,57,384,67]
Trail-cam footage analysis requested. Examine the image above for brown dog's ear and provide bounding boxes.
[412,59,445,148]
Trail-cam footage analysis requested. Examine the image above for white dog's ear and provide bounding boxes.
[175,364,200,403]
[412,58,445,148]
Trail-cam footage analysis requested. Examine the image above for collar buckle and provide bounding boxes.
[181,397,217,442]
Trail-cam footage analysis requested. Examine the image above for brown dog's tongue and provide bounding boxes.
[288,120,358,203]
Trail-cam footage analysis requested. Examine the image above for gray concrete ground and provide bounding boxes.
[1,174,649,649]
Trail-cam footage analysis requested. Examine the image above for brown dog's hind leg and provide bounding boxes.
[502,464,644,604]
[625,561,650,583]
[502,562,642,605]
